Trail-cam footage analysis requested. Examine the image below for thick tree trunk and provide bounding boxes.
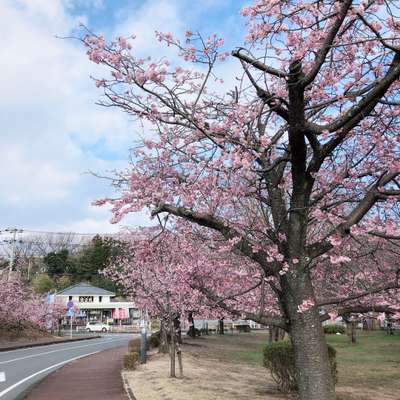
[289,308,336,400]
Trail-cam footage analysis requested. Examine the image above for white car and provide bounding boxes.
[86,321,110,333]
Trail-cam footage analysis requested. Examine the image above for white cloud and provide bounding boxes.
[0,0,244,233]
[48,204,154,234]
[0,0,136,225]
[64,0,104,10]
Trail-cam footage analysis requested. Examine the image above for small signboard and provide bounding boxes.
[67,300,74,309]
[66,308,75,317]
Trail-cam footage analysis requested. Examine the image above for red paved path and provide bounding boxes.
[25,346,129,400]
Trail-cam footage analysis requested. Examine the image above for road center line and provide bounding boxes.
[0,338,128,365]
[0,351,100,398]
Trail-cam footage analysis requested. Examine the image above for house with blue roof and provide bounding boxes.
[56,282,140,325]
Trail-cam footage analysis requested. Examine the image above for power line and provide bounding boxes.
[18,229,114,236]
[0,225,146,237]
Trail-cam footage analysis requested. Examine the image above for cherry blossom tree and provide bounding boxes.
[316,237,400,342]
[82,1,400,398]
[0,278,60,335]
[105,228,275,323]
[104,227,271,377]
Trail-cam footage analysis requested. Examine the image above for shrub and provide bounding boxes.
[129,336,155,354]
[236,324,251,333]
[324,324,345,335]
[128,338,141,353]
[263,341,337,393]
[148,332,160,349]
[123,351,139,370]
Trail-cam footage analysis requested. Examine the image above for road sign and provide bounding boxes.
[67,301,74,309]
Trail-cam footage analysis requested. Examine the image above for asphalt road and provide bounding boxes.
[0,334,135,400]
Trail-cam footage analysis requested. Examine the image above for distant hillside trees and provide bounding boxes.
[35,235,126,293]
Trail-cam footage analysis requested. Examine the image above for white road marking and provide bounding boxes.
[0,372,5,383]
[0,335,134,355]
[0,351,100,398]
[0,338,128,365]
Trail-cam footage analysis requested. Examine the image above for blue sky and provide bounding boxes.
[0,0,247,234]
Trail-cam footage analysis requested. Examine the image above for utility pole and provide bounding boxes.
[139,308,147,364]
[27,258,32,281]
[4,228,23,281]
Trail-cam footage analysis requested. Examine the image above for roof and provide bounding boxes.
[56,282,115,296]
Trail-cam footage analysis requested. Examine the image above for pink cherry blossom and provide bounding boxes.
[81,2,400,398]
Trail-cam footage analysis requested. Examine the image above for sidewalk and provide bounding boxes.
[0,335,100,352]
[24,346,129,400]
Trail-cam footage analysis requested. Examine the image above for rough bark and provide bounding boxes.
[289,307,336,400]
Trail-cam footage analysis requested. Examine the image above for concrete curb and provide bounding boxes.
[0,335,101,352]
[121,371,137,400]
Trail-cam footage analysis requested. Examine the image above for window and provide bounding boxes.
[99,296,102,303]
[79,296,94,303]
[69,296,72,301]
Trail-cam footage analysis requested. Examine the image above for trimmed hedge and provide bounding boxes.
[263,341,337,393]
[324,324,345,334]
[123,351,139,370]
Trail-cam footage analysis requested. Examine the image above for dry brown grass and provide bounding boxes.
[124,331,400,400]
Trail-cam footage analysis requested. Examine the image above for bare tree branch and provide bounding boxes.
[151,203,279,275]
[317,282,400,307]
[302,0,353,87]
[232,48,288,78]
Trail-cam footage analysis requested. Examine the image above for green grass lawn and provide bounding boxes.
[218,330,400,393]
[326,330,400,390]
